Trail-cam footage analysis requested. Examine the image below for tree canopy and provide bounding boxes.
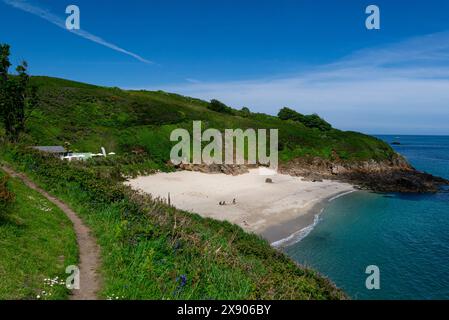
[278,107,332,131]
[208,99,234,114]
[0,44,38,142]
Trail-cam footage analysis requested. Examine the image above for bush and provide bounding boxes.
[208,99,234,114]
[8,148,125,204]
[278,107,306,122]
[278,107,332,131]
[0,175,15,216]
[238,106,251,117]
[302,114,332,131]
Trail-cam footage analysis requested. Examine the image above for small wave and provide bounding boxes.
[271,210,323,248]
[328,190,356,202]
[271,190,356,248]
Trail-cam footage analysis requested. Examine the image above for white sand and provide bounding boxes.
[125,169,354,244]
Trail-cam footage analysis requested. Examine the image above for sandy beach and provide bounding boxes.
[126,168,355,246]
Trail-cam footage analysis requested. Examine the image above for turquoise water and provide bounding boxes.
[285,135,449,299]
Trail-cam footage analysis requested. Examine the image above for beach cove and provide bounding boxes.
[125,168,355,246]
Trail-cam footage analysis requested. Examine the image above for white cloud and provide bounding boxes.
[151,31,449,134]
[3,0,152,64]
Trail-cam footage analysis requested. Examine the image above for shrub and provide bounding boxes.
[239,107,251,117]
[278,107,332,131]
[208,99,234,114]
[302,114,332,131]
[278,107,306,122]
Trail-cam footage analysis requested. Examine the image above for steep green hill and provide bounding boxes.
[2,75,406,300]
[0,75,371,299]
[22,76,395,169]
[0,147,346,299]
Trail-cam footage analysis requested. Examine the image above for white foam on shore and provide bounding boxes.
[271,190,357,248]
[328,190,356,202]
[271,210,323,248]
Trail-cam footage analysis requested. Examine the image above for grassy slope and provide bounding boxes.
[0,170,78,300]
[1,75,389,300]
[1,148,346,299]
[25,76,395,169]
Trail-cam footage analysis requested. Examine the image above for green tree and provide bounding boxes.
[278,107,306,122]
[208,99,233,114]
[240,106,251,117]
[0,44,38,142]
[302,114,332,131]
[278,107,332,131]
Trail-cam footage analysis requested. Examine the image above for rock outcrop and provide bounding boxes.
[175,163,250,176]
[280,154,449,193]
[170,154,448,193]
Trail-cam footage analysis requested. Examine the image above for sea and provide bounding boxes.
[284,135,449,299]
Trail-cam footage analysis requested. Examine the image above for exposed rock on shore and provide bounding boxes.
[280,154,449,193]
[171,153,448,193]
[175,163,250,176]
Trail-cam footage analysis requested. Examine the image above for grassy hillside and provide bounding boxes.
[0,75,392,300]
[0,169,78,300]
[21,76,394,172]
[0,147,346,299]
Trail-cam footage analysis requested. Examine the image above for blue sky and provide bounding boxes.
[1,0,449,134]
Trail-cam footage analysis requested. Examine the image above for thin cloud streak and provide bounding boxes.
[3,0,152,64]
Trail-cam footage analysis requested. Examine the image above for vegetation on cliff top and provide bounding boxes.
[0,147,346,299]
[10,76,395,171]
[0,69,395,300]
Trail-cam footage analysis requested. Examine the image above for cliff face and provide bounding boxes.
[280,154,449,193]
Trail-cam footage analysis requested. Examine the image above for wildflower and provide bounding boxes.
[173,274,188,296]
[177,275,187,287]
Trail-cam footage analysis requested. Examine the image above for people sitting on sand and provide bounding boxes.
[219,199,236,206]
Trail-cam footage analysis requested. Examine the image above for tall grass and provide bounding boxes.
[0,145,346,300]
[0,169,78,300]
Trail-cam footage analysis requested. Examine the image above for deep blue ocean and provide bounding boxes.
[285,135,449,299]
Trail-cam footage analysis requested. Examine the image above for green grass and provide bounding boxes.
[0,146,346,300]
[21,76,395,173]
[0,170,78,300]
[0,75,385,300]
